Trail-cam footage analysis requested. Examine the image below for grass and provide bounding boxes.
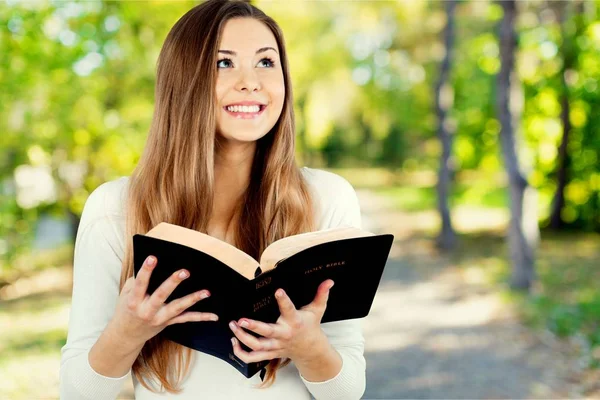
[445,230,600,364]
[1,243,73,287]
[513,231,600,367]
[331,167,508,211]
[372,184,507,212]
[0,294,70,399]
[0,257,73,399]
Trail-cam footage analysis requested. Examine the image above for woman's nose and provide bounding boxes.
[234,67,261,92]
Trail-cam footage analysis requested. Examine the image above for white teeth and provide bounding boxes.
[226,105,261,113]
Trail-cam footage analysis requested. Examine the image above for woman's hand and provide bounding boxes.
[109,255,218,348]
[228,279,334,365]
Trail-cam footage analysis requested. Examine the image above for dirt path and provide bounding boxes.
[357,189,584,399]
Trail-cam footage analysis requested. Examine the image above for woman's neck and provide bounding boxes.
[209,141,256,241]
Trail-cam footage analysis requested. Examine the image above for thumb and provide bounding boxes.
[308,280,334,315]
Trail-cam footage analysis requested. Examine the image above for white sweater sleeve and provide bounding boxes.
[59,183,130,400]
[299,171,367,400]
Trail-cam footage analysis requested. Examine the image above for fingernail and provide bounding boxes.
[179,270,189,279]
[211,315,219,321]
[276,289,284,298]
[329,281,335,289]
[229,321,237,331]
[231,337,237,346]
[240,320,249,328]
[146,256,156,266]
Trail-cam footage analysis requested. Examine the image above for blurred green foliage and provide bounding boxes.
[0,0,599,369]
[0,3,599,394]
[507,231,600,368]
[1,1,599,270]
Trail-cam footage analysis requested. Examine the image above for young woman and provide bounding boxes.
[60,1,366,399]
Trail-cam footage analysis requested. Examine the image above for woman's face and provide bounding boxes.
[215,18,285,144]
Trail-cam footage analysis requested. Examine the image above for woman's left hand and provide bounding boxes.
[229,279,334,364]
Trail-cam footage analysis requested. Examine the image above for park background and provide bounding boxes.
[0,0,599,398]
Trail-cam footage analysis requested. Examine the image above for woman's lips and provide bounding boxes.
[223,105,266,120]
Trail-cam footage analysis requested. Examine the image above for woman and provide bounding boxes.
[60,1,366,399]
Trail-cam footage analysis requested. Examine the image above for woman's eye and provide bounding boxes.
[258,58,275,68]
[217,58,275,69]
[217,58,232,68]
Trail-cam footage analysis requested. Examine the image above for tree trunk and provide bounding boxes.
[360,117,374,161]
[496,0,539,291]
[549,0,581,229]
[435,0,458,250]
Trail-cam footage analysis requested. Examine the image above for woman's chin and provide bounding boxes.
[216,130,270,144]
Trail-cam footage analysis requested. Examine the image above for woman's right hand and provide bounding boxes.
[109,255,218,347]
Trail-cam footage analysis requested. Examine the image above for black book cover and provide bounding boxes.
[132,231,394,378]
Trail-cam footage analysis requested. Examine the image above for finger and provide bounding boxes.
[229,321,282,351]
[231,337,280,364]
[146,268,190,312]
[304,280,334,314]
[121,276,135,294]
[275,289,297,320]
[166,311,219,326]
[235,318,288,340]
[157,290,211,323]
[133,256,157,301]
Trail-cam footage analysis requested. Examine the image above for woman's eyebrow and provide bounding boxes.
[218,47,278,56]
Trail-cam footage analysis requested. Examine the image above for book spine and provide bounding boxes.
[249,269,281,324]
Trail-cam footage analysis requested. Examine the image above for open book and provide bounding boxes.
[133,222,394,379]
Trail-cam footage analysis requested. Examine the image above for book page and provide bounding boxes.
[145,222,259,280]
[259,226,374,272]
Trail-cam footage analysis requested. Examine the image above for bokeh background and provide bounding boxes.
[1,0,599,398]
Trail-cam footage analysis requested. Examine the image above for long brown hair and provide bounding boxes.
[119,0,315,393]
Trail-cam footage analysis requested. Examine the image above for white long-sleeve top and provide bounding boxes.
[59,167,366,400]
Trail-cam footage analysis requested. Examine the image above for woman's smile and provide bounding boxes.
[223,102,267,120]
